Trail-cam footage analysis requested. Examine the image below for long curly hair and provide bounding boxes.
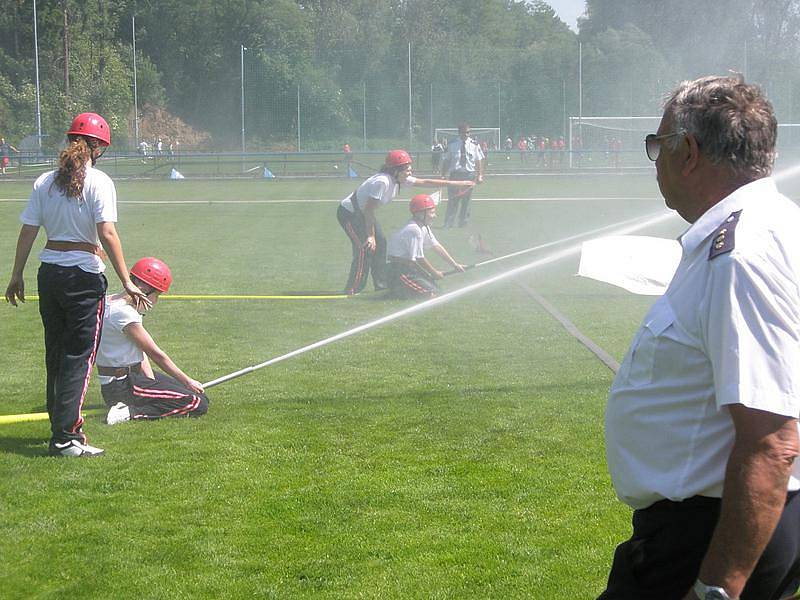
[52,135,102,198]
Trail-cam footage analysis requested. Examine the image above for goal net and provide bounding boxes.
[569,117,800,168]
[568,116,660,168]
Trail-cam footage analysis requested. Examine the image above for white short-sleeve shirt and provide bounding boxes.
[20,166,117,273]
[96,295,144,384]
[605,177,800,510]
[388,220,439,260]
[443,137,485,174]
[340,173,418,213]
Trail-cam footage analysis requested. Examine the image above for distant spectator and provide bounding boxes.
[504,136,513,160]
[431,139,444,171]
[156,138,163,155]
[572,134,583,167]
[1,137,19,175]
[539,136,548,168]
[517,137,527,163]
[343,142,353,170]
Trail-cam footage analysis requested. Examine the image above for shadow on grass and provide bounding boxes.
[0,435,48,458]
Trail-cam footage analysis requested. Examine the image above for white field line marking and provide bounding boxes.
[0,197,658,204]
[202,209,675,388]
[516,281,620,374]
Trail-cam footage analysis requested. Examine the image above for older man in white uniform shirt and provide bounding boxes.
[599,76,800,600]
[441,122,484,228]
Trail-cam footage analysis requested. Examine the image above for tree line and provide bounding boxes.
[1,1,798,151]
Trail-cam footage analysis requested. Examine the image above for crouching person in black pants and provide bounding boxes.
[96,257,208,425]
[387,194,465,299]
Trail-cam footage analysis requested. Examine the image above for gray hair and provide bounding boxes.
[664,75,777,178]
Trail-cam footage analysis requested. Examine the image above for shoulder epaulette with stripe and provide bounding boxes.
[708,210,742,260]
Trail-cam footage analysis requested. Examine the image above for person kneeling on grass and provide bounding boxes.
[96,257,209,425]
[386,194,465,299]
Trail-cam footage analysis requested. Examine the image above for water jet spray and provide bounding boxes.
[202,209,675,389]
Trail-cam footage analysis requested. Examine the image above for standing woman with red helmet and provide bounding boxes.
[96,257,209,425]
[4,112,149,457]
[337,149,474,295]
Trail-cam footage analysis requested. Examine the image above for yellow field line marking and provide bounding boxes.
[0,408,105,425]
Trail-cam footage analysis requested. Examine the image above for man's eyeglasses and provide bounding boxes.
[644,130,685,161]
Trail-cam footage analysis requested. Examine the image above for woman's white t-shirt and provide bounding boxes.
[20,165,117,273]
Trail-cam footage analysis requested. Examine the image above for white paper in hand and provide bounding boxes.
[578,235,681,295]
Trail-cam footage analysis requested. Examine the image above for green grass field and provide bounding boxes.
[0,170,758,598]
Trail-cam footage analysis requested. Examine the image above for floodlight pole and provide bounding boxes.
[578,41,583,126]
[497,82,502,137]
[240,44,246,154]
[362,82,367,151]
[33,0,43,155]
[562,79,567,139]
[297,85,301,151]
[132,15,139,149]
[430,82,434,148]
[408,42,412,149]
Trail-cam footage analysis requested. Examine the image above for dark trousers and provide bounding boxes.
[37,263,107,445]
[598,492,800,600]
[387,261,439,299]
[444,170,476,227]
[337,204,387,294]
[101,371,209,419]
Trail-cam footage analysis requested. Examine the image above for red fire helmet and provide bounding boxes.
[66,112,111,146]
[384,149,412,168]
[409,194,436,213]
[130,257,172,293]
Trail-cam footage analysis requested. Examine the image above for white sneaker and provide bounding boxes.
[49,439,105,457]
[106,402,131,425]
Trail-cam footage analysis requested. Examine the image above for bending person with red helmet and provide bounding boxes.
[97,257,209,425]
[337,149,474,295]
[386,194,465,299]
[5,112,149,457]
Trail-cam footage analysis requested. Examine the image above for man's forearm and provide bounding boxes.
[696,443,793,597]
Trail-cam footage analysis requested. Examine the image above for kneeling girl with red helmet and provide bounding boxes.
[337,149,474,295]
[386,194,465,299]
[96,257,209,425]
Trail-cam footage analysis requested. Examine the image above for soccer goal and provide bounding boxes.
[568,116,661,169]
[434,127,501,150]
[569,117,800,168]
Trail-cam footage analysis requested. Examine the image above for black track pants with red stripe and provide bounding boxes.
[37,263,107,445]
[101,371,209,419]
[387,261,439,299]
[337,205,387,294]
